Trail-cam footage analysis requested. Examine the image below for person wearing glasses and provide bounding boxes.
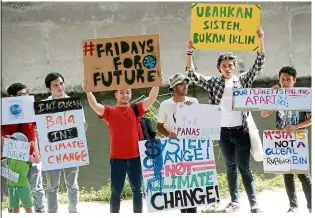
[261,67,312,213]
[184,27,266,213]
[1,83,46,213]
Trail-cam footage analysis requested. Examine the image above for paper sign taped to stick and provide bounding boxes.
[1,96,36,125]
[263,130,309,173]
[139,137,220,213]
[3,138,30,161]
[233,88,312,111]
[175,104,221,140]
[1,167,19,183]
[34,98,90,171]
[190,3,261,50]
[82,34,161,92]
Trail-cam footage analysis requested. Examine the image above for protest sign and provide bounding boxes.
[263,130,309,173]
[1,167,19,183]
[139,137,219,213]
[175,104,221,140]
[34,98,89,171]
[1,96,36,125]
[233,88,312,111]
[2,138,30,161]
[82,34,161,92]
[190,3,261,50]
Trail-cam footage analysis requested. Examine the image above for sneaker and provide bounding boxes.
[223,202,240,213]
[287,207,298,213]
[250,204,263,213]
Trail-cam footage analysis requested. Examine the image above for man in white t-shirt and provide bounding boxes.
[157,73,198,213]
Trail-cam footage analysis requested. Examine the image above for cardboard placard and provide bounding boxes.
[190,3,261,50]
[233,88,312,111]
[139,137,219,213]
[263,130,309,174]
[1,167,19,183]
[82,34,161,92]
[34,98,89,171]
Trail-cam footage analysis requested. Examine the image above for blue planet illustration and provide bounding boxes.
[10,104,22,116]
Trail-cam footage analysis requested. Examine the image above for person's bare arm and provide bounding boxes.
[142,72,162,111]
[261,111,273,117]
[284,112,312,132]
[82,80,104,116]
[29,142,40,164]
[157,123,177,138]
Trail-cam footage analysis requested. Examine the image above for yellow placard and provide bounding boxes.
[190,3,261,51]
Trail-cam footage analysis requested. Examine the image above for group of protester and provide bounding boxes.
[1,26,312,213]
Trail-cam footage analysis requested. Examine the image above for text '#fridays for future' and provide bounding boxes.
[34,98,89,169]
[82,34,161,92]
[139,138,219,212]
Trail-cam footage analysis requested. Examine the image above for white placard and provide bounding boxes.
[139,137,220,213]
[1,167,19,183]
[34,98,89,171]
[263,130,309,173]
[175,104,221,140]
[1,96,36,125]
[3,138,30,161]
[233,88,311,111]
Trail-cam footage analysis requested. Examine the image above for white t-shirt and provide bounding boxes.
[157,96,199,133]
[221,77,242,127]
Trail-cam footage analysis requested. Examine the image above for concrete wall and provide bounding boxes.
[1,2,311,94]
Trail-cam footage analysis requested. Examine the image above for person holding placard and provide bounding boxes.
[156,73,198,213]
[185,27,265,213]
[82,73,162,213]
[261,66,312,213]
[42,72,87,213]
[1,132,41,213]
[1,83,46,213]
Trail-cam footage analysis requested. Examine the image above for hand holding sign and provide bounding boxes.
[256,26,264,39]
[186,40,194,51]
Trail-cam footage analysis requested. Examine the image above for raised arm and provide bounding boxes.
[239,26,266,87]
[142,72,162,111]
[185,41,212,92]
[82,80,104,116]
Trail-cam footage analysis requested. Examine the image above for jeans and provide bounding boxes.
[219,127,257,207]
[27,162,45,213]
[110,157,143,213]
[284,174,312,209]
[46,167,79,213]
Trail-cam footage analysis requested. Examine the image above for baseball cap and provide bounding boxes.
[8,132,29,142]
[168,73,190,92]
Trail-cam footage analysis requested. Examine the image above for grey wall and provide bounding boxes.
[1,2,311,94]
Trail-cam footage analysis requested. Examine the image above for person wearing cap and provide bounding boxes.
[1,83,46,213]
[157,73,198,213]
[185,27,265,213]
[1,132,41,213]
[82,72,162,213]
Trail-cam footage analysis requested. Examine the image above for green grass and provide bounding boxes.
[2,173,289,210]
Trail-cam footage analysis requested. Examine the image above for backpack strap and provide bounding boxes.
[130,103,139,118]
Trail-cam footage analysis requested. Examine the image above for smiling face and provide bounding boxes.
[115,89,132,105]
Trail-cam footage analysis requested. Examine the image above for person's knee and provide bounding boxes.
[226,162,237,172]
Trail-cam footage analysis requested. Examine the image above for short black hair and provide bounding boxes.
[7,83,26,96]
[45,72,65,88]
[279,66,297,79]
